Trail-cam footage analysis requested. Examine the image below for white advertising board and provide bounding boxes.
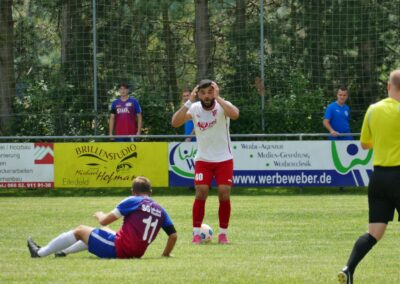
[168,141,373,187]
[0,143,54,188]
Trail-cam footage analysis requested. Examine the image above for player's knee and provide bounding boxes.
[218,186,231,200]
[195,190,208,200]
[74,225,87,239]
[195,185,209,200]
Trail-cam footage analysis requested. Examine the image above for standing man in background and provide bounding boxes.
[323,86,353,140]
[171,79,239,244]
[338,70,400,284]
[109,82,142,142]
[181,88,195,142]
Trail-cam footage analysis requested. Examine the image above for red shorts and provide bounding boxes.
[194,159,233,186]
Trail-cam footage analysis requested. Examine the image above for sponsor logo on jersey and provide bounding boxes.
[117,107,130,114]
[197,118,217,131]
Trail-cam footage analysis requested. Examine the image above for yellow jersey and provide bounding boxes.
[360,97,400,166]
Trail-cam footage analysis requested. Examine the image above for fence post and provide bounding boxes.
[259,0,265,132]
[92,0,98,135]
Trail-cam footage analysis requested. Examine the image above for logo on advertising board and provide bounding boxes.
[34,143,54,164]
[55,142,168,188]
[331,141,373,186]
[74,144,138,184]
[169,143,196,178]
[76,144,137,173]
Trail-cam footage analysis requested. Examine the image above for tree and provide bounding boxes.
[194,0,213,81]
[0,0,15,134]
[162,0,179,104]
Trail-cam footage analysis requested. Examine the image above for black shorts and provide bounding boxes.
[368,166,400,224]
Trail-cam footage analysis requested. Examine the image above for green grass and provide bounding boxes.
[1,189,399,283]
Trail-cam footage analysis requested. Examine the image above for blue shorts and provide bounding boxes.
[328,135,353,141]
[114,137,134,142]
[88,228,117,259]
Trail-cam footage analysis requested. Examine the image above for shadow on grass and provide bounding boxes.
[0,186,367,197]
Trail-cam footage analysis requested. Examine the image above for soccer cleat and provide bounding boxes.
[338,266,353,284]
[27,237,41,258]
[218,233,229,244]
[192,234,202,244]
[55,251,67,257]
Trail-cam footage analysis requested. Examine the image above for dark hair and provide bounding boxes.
[131,176,152,195]
[197,79,213,90]
[117,82,130,89]
[338,85,348,92]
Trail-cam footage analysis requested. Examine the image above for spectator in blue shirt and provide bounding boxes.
[323,86,353,140]
[182,89,195,142]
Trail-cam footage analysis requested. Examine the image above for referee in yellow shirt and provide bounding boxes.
[338,70,400,284]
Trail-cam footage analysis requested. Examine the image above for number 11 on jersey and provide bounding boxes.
[142,216,159,244]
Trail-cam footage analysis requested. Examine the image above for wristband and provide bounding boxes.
[184,100,192,109]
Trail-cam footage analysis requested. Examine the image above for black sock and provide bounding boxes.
[346,233,377,274]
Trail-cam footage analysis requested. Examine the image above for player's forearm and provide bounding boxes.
[171,107,188,128]
[109,117,115,135]
[361,142,373,150]
[216,97,239,120]
[322,119,334,133]
[162,233,177,257]
[94,211,118,226]
[137,114,143,135]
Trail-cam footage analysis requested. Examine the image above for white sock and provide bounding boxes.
[193,227,201,236]
[60,240,88,255]
[38,231,77,257]
[219,228,228,235]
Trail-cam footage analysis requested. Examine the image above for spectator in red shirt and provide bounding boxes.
[109,82,142,141]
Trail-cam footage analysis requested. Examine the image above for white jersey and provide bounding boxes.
[188,100,233,162]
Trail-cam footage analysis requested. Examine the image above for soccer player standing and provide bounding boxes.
[338,70,400,283]
[171,79,239,244]
[27,177,177,259]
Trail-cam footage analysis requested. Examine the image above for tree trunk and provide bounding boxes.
[306,0,324,87]
[235,0,246,66]
[234,0,247,94]
[60,0,78,84]
[194,0,213,81]
[0,0,15,135]
[162,1,178,105]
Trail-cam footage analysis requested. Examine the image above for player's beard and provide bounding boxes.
[201,98,215,110]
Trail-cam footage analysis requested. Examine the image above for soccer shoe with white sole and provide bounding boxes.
[338,266,353,284]
[27,237,41,258]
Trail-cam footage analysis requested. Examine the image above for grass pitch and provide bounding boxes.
[0,188,399,283]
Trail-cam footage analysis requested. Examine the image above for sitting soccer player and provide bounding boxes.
[27,176,177,259]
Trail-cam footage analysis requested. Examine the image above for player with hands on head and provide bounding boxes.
[171,79,239,245]
[27,176,177,259]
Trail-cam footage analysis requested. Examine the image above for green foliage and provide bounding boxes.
[6,0,400,136]
[265,67,326,134]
